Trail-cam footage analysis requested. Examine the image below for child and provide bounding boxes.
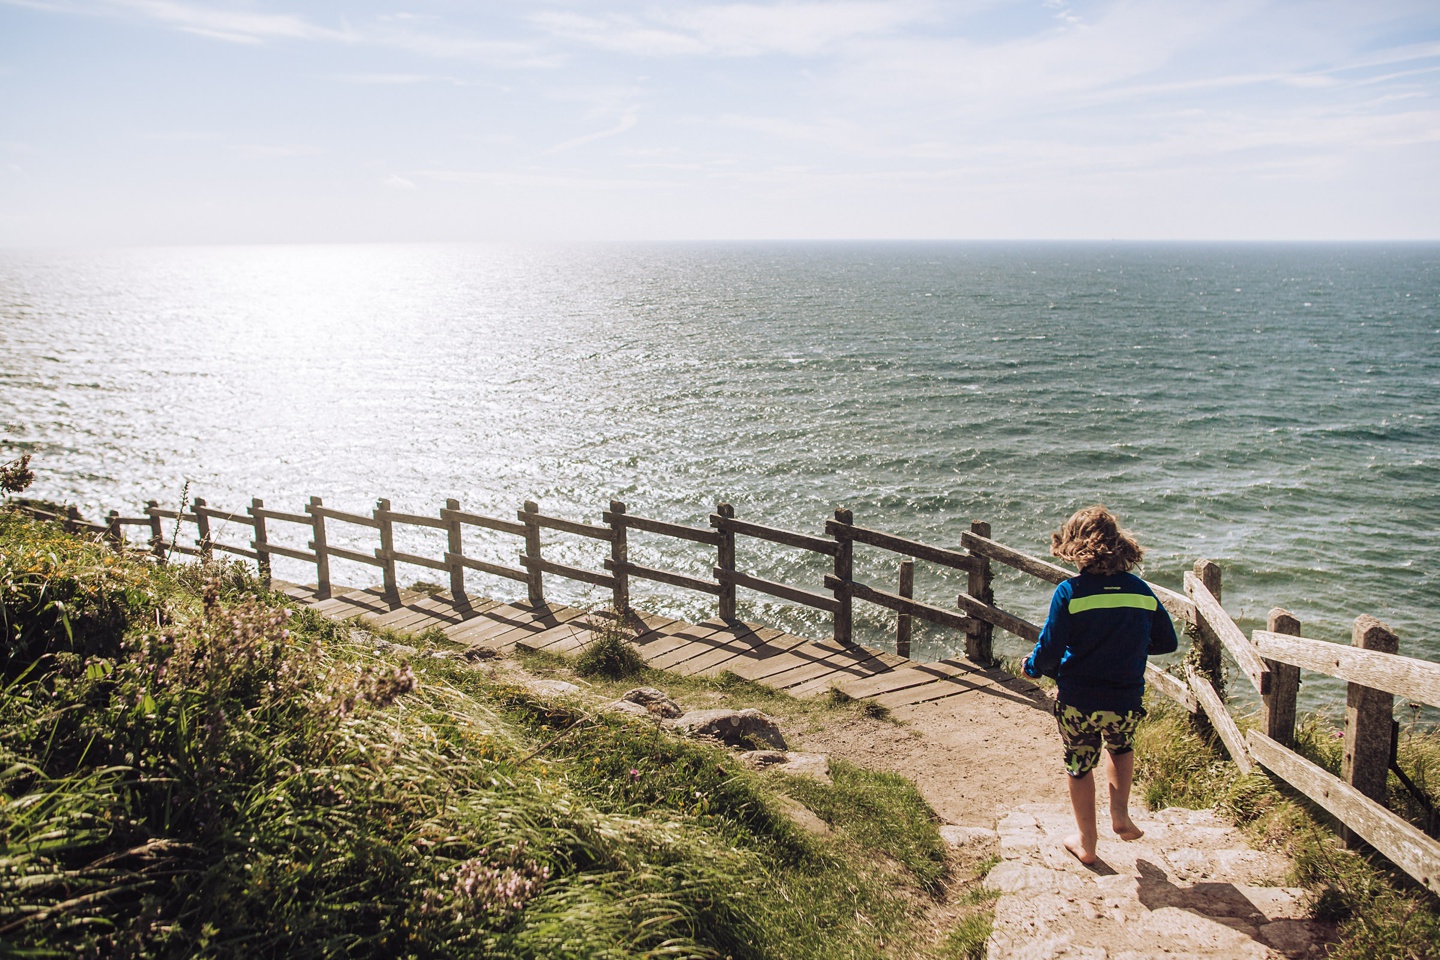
[1023,505,1178,864]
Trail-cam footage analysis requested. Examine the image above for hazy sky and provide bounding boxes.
[2,0,1438,244]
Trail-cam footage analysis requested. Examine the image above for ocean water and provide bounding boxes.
[2,241,1436,711]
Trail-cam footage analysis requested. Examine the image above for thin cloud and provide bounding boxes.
[531,1,937,58]
[543,109,640,155]
[109,0,352,44]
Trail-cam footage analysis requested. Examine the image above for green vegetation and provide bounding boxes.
[1134,695,1440,960]
[572,616,647,680]
[0,510,967,959]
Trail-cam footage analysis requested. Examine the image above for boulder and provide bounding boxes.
[674,708,787,750]
[523,679,581,698]
[619,687,682,718]
[740,750,830,782]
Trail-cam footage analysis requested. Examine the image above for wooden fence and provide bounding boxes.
[12,494,1440,896]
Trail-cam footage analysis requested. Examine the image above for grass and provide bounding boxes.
[1133,694,1440,960]
[0,510,970,959]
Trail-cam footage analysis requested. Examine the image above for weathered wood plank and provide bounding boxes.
[1252,629,1440,710]
[961,531,1069,584]
[446,551,529,583]
[1261,609,1302,746]
[484,606,592,653]
[1185,571,1271,697]
[440,507,527,538]
[325,544,386,568]
[383,548,450,573]
[210,541,260,561]
[710,514,838,557]
[869,677,981,710]
[952,590,1041,643]
[604,511,721,546]
[193,505,256,525]
[1146,663,1197,713]
[377,508,448,530]
[452,604,589,650]
[526,511,613,541]
[1248,730,1440,897]
[310,505,382,529]
[787,646,906,697]
[637,623,733,669]
[697,629,810,679]
[1344,616,1399,812]
[1185,663,1252,774]
[825,575,978,633]
[255,542,317,564]
[725,641,843,684]
[828,521,978,572]
[605,559,721,596]
[520,555,617,589]
[836,658,1007,701]
[669,625,768,677]
[251,506,311,526]
[715,568,840,613]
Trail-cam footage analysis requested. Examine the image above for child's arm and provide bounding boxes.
[1023,583,1070,679]
[1148,597,1179,656]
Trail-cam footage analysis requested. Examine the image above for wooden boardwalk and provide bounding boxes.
[276,582,1048,711]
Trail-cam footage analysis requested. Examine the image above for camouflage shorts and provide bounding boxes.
[1054,702,1145,778]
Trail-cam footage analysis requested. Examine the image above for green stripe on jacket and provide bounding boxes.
[1067,593,1158,614]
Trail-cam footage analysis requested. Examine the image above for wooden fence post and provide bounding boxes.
[145,500,165,562]
[445,498,467,605]
[897,559,915,659]
[192,496,212,562]
[716,503,736,621]
[104,510,123,554]
[1188,558,1226,699]
[307,496,331,599]
[1262,608,1302,747]
[609,499,630,615]
[521,500,545,607]
[832,508,854,646]
[376,498,399,600]
[1343,615,1400,846]
[249,497,272,589]
[965,520,995,664]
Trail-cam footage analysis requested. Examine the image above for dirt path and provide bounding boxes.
[798,683,1067,826]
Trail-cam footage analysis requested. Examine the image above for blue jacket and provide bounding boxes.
[1023,572,1178,713]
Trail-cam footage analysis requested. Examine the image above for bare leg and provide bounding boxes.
[1064,771,1098,864]
[1106,749,1144,840]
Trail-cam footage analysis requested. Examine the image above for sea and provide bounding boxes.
[2,241,1436,714]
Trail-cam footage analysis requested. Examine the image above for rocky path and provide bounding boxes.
[977,802,1332,959]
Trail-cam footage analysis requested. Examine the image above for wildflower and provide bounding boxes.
[628,768,641,781]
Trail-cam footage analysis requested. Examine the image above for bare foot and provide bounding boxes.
[1063,833,1098,865]
[1112,820,1144,841]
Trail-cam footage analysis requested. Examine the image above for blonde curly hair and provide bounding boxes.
[1050,505,1144,576]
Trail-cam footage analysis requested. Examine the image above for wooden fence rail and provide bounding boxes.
[11,491,1438,895]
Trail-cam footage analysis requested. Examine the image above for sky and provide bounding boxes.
[1,0,1438,245]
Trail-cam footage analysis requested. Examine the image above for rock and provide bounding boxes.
[523,679,580,698]
[674,708,787,750]
[602,699,651,717]
[740,750,831,781]
[462,646,497,662]
[740,749,789,767]
[619,686,682,718]
[773,795,831,836]
[939,824,997,849]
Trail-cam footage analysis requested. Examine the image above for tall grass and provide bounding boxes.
[0,511,952,959]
